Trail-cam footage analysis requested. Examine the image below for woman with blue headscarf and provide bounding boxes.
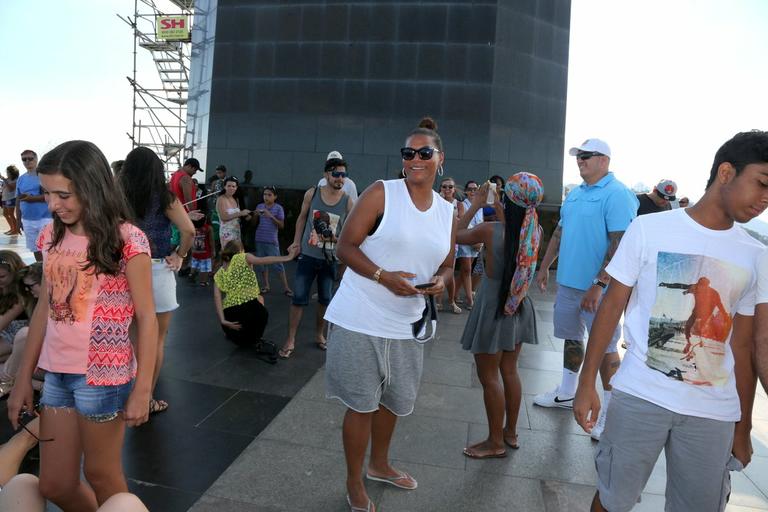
[456,172,544,458]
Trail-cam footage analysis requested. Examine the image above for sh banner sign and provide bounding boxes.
[156,16,190,41]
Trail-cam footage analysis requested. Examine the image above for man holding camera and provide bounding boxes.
[279,151,353,358]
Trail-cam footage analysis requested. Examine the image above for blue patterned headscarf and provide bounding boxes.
[503,172,543,315]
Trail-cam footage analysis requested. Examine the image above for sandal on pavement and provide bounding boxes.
[451,302,462,314]
[316,341,327,351]
[149,398,169,414]
[261,287,270,294]
[504,435,520,450]
[463,446,507,459]
[346,494,374,512]
[284,290,294,297]
[278,348,294,359]
[365,470,418,490]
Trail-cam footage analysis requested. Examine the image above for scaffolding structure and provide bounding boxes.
[118,0,195,173]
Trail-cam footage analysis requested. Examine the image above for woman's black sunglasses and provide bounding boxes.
[401,146,440,161]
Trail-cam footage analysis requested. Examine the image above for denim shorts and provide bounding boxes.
[191,257,212,273]
[254,242,284,273]
[292,254,336,306]
[40,372,133,422]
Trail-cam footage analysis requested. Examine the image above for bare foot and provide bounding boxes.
[463,439,507,459]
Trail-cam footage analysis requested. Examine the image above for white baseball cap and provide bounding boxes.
[568,138,611,158]
[326,151,343,161]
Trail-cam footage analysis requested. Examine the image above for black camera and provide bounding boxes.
[313,214,333,239]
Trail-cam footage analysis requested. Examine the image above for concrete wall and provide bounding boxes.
[189,0,570,206]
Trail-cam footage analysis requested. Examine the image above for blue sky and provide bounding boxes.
[0,0,151,164]
[2,1,768,220]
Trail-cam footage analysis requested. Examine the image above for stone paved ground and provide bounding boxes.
[187,283,768,512]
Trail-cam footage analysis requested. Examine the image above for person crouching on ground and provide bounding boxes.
[213,240,297,345]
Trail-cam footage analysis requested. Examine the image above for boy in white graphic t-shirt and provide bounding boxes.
[574,131,768,512]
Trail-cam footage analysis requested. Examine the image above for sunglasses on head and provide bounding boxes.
[576,151,603,161]
[401,146,439,161]
[21,157,35,162]
[330,170,347,178]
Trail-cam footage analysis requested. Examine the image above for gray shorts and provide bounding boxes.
[596,390,734,512]
[325,324,424,416]
[553,284,620,352]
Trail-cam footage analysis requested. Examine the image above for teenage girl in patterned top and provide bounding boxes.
[7,140,158,510]
[214,240,297,345]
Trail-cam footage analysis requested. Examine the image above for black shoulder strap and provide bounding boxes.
[305,186,318,230]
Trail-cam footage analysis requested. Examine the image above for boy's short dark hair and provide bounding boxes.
[706,130,768,189]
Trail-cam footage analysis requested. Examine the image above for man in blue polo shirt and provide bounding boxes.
[534,138,637,440]
[15,149,52,261]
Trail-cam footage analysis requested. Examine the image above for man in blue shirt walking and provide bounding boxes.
[15,149,52,261]
[534,138,638,440]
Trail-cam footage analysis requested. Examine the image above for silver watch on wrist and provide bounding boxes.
[592,278,607,289]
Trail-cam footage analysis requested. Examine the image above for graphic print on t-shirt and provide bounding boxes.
[648,252,748,387]
[307,209,341,251]
[193,228,207,252]
[46,248,94,325]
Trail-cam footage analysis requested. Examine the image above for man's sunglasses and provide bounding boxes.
[465,186,479,191]
[21,157,35,162]
[576,151,604,161]
[330,170,347,178]
[401,147,440,161]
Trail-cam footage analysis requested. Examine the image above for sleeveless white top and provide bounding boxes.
[325,179,454,339]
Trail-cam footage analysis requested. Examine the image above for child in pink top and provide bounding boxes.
[7,140,158,510]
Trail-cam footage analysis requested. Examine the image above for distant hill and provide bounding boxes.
[742,217,768,245]
[744,217,768,238]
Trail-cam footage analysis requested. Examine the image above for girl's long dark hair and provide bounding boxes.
[496,197,527,318]
[37,140,131,276]
[118,146,174,219]
[0,250,25,315]
[18,262,42,317]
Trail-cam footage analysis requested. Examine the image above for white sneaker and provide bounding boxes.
[533,386,574,409]
[590,407,607,441]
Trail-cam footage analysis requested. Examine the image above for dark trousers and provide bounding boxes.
[222,299,269,345]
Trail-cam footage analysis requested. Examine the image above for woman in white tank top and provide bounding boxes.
[324,117,456,512]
